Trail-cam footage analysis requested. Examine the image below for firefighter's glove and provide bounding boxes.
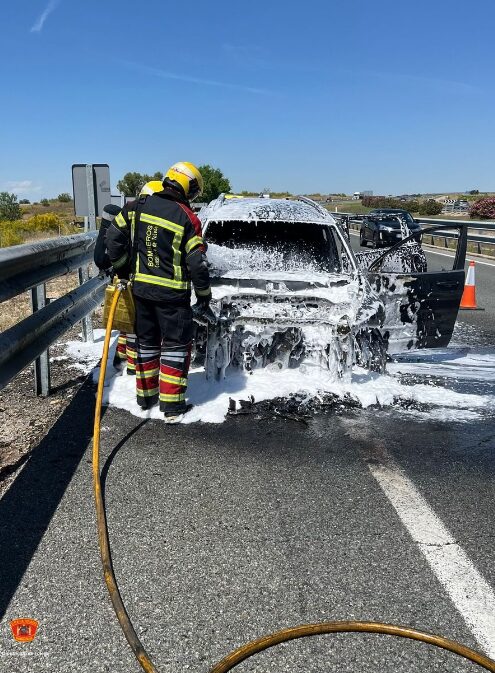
[99,267,115,280]
[192,298,217,326]
[196,288,212,304]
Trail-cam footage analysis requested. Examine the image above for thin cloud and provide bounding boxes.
[4,180,41,195]
[120,60,275,96]
[30,0,60,33]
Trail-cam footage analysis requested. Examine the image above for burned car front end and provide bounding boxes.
[195,196,385,381]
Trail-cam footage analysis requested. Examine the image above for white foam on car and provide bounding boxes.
[69,332,494,424]
[62,327,494,426]
[199,197,337,226]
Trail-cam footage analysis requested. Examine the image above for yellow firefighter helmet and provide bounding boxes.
[164,162,203,201]
[139,180,163,196]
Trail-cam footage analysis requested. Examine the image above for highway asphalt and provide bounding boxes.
[0,236,494,672]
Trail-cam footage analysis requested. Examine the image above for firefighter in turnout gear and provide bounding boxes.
[106,162,211,423]
[94,203,137,373]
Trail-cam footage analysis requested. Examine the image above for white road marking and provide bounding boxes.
[348,229,495,267]
[425,249,495,268]
[368,451,495,658]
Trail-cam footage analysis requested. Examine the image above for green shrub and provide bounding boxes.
[57,193,72,202]
[405,199,420,213]
[0,220,24,247]
[40,198,50,207]
[0,213,78,247]
[362,195,418,211]
[362,196,404,209]
[418,199,443,216]
[28,213,62,232]
[0,192,22,220]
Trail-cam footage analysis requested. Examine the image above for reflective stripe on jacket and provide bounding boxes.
[106,190,211,303]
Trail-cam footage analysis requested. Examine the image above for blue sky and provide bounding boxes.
[1,0,494,199]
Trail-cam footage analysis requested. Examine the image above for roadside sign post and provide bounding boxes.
[85,164,97,231]
[72,163,112,343]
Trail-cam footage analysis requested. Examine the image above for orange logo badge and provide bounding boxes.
[10,619,39,642]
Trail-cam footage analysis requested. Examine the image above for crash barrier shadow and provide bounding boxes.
[0,233,106,397]
[0,378,105,620]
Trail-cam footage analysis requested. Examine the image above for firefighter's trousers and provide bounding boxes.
[134,295,193,414]
[113,332,136,374]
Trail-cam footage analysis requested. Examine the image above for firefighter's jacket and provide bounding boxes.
[106,190,211,304]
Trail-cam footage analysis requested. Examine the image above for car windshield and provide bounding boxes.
[204,220,343,273]
[374,211,415,225]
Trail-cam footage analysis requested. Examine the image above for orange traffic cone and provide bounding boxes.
[460,260,482,310]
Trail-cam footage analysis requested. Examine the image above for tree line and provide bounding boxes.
[361,195,444,216]
[117,165,231,203]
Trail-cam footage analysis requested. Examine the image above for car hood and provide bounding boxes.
[206,243,383,327]
[210,271,383,330]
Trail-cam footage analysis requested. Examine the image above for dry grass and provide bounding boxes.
[21,200,75,224]
[0,272,81,332]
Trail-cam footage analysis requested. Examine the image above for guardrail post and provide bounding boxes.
[31,284,51,396]
[79,266,94,343]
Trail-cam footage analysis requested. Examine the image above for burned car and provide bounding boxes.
[195,196,467,382]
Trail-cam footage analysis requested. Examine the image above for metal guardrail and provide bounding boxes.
[0,232,98,302]
[418,218,495,254]
[417,216,495,230]
[333,213,495,256]
[0,233,106,394]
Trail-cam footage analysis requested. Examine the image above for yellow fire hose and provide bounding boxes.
[93,287,495,673]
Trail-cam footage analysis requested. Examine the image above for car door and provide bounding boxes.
[365,225,467,353]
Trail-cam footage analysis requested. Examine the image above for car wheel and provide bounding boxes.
[359,229,367,247]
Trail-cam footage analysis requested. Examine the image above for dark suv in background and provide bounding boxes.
[360,208,422,247]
